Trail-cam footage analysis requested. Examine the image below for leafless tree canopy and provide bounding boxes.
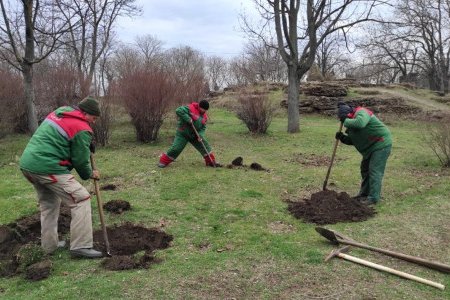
[243,0,386,132]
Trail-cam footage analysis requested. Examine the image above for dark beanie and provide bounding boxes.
[79,97,101,116]
[199,100,209,110]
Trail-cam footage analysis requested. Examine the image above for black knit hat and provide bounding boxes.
[79,97,101,116]
[337,102,353,120]
[199,100,209,110]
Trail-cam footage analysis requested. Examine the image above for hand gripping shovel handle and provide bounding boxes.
[191,123,216,167]
[90,153,111,256]
[323,122,343,190]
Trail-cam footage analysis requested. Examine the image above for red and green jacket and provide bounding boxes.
[176,102,208,138]
[340,107,392,158]
[20,106,94,180]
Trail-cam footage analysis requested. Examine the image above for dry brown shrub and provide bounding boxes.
[91,97,114,146]
[0,70,26,136]
[425,116,450,167]
[236,92,275,134]
[118,67,178,142]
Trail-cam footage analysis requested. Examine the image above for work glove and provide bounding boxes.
[89,142,96,154]
[335,132,345,142]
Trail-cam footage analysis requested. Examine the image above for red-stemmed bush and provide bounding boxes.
[118,67,178,142]
[0,69,26,136]
[236,91,275,134]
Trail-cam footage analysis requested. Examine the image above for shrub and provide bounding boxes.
[0,69,26,136]
[118,67,178,142]
[236,92,275,134]
[91,97,114,146]
[426,117,450,167]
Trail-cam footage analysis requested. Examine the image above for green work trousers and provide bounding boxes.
[166,131,211,160]
[359,145,392,202]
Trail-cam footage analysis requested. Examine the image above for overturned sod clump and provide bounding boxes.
[0,208,71,280]
[93,222,173,271]
[103,200,131,214]
[287,190,376,225]
[227,157,268,171]
[231,156,243,166]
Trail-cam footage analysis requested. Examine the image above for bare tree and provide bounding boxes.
[163,46,208,104]
[245,0,385,132]
[315,33,350,79]
[0,0,68,133]
[206,55,228,91]
[55,0,141,96]
[243,39,287,82]
[135,34,164,67]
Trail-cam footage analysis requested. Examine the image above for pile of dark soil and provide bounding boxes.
[94,222,173,271]
[226,157,268,171]
[287,190,376,225]
[101,184,117,191]
[103,200,131,214]
[0,208,173,278]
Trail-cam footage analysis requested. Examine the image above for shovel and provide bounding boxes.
[191,123,216,168]
[90,153,112,256]
[326,246,445,290]
[323,122,343,190]
[316,227,450,273]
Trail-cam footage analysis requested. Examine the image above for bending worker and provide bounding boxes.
[158,100,218,168]
[19,97,103,258]
[336,102,392,205]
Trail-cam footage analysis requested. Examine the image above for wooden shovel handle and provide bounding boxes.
[338,253,445,290]
[90,153,111,255]
[323,122,343,190]
[191,123,215,168]
[338,238,450,273]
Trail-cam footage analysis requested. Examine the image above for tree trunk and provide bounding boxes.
[287,64,300,133]
[23,63,38,133]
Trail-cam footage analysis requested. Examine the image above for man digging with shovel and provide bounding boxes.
[335,102,392,205]
[158,100,220,168]
[19,97,103,258]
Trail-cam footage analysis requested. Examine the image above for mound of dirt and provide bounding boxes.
[93,223,173,271]
[231,157,243,166]
[101,184,117,191]
[25,260,52,281]
[226,157,268,171]
[287,190,376,225]
[103,200,131,214]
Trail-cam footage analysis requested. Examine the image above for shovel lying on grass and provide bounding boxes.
[90,153,112,256]
[316,227,450,273]
[323,122,343,191]
[326,246,445,290]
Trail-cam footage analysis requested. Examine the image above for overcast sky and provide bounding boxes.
[116,0,258,59]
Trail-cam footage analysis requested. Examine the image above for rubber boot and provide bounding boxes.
[204,153,217,167]
[158,153,174,168]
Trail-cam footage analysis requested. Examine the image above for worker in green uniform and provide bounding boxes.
[336,102,392,204]
[20,97,103,258]
[158,100,218,168]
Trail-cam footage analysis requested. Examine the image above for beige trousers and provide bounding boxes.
[21,171,94,253]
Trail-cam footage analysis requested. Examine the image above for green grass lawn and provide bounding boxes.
[0,104,449,299]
